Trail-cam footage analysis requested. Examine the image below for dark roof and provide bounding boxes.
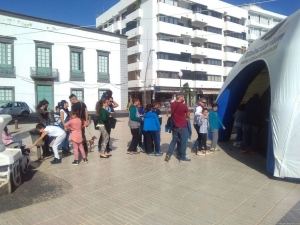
[0,9,127,39]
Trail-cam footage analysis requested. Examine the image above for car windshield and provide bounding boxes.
[0,103,12,108]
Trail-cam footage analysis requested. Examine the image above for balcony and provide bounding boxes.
[0,66,16,78]
[192,13,224,29]
[30,67,58,80]
[157,22,193,37]
[124,9,143,23]
[98,74,110,83]
[157,59,192,72]
[157,2,192,20]
[247,33,259,41]
[193,63,223,76]
[192,30,208,40]
[70,71,85,81]
[224,52,243,62]
[128,62,143,72]
[192,29,224,45]
[225,21,247,34]
[224,36,248,48]
[193,47,223,60]
[157,41,192,55]
[126,27,143,39]
[247,19,271,30]
[128,44,143,56]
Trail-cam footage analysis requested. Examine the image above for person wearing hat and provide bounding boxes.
[165,92,191,162]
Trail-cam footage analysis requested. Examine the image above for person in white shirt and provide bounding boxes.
[192,98,207,152]
[29,124,66,164]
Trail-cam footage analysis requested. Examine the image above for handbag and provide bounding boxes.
[93,117,99,130]
[109,117,117,129]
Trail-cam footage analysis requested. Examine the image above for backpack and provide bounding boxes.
[165,103,180,133]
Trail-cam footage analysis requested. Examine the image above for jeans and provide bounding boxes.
[12,137,23,148]
[235,126,243,142]
[241,124,259,150]
[199,133,208,150]
[167,127,187,160]
[145,131,160,153]
[193,124,200,150]
[128,128,140,152]
[211,129,218,148]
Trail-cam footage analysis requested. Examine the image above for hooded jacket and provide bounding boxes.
[143,111,161,131]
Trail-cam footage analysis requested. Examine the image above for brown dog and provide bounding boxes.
[87,136,97,151]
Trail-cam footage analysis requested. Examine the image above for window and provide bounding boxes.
[157,33,179,43]
[204,58,222,66]
[206,26,222,34]
[207,75,221,81]
[157,52,191,62]
[158,14,178,25]
[0,36,15,77]
[122,28,126,35]
[122,12,127,20]
[126,20,138,32]
[71,88,84,102]
[224,61,236,67]
[0,87,14,104]
[226,16,241,24]
[69,46,84,80]
[192,4,207,14]
[159,0,178,6]
[223,76,227,82]
[97,50,110,83]
[208,11,222,19]
[205,42,222,50]
[224,31,246,40]
[157,71,207,81]
[224,46,241,53]
[34,41,53,76]
[98,89,109,99]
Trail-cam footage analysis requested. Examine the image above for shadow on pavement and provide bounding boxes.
[0,168,72,214]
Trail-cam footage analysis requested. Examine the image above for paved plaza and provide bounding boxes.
[1,115,300,225]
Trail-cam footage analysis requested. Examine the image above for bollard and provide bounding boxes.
[14,120,18,129]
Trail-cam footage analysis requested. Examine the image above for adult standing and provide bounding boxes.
[192,98,207,152]
[36,100,52,157]
[69,94,89,153]
[59,100,71,155]
[127,98,142,154]
[240,93,264,154]
[101,90,113,100]
[165,92,191,162]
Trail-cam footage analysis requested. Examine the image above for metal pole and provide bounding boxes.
[180,77,182,92]
[143,49,154,105]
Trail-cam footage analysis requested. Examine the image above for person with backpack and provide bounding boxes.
[165,92,191,162]
[143,104,162,156]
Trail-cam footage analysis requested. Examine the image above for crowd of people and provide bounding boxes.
[2,89,265,166]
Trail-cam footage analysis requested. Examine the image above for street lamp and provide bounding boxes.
[178,70,183,92]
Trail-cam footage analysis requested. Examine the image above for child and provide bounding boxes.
[143,104,162,156]
[197,108,211,155]
[2,126,23,148]
[53,106,61,126]
[209,103,226,152]
[233,104,245,148]
[64,111,88,165]
[137,101,145,152]
[152,102,162,125]
[29,124,66,164]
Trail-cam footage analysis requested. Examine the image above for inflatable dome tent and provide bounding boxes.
[216,9,300,179]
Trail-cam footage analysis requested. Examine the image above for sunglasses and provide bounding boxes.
[202,102,206,103]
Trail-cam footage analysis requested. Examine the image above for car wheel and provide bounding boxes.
[21,111,29,117]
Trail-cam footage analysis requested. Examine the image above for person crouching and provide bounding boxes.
[29,124,66,164]
[143,104,162,156]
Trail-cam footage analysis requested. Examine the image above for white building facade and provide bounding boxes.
[0,10,128,112]
[96,0,249,104]
[243,4,286,45]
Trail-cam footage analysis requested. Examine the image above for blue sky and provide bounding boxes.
[0,0,298,27]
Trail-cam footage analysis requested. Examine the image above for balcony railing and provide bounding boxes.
[0,66,16,77]
[98,74,110,83]
[70,71,85,81]
[30,67,59,80]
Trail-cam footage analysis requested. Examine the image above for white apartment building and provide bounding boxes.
[243,4,286,45]
[0,10,128,112]
[96,0,248,104]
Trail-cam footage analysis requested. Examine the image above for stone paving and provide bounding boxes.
[1,116,300,225]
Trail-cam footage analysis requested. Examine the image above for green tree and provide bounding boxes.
[182,82,191,106]
[135,0,141,9]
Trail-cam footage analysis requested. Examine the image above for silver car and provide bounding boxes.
[0,102,30,117]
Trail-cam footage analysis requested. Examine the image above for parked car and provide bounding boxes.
[0,102,30,117]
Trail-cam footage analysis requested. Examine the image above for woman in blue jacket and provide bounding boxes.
[143,104,162,156]
[209,103,226,151]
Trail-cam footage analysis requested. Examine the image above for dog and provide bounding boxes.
[20,147,31,173]
[87,136,97,152]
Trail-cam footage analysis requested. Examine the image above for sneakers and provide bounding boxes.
[164,155,170,162]
[148,152,155,156]
[50,158,61,164]
[72,160,79,166]
[155,152,163,156]
[179,158,191,162]
[83,158,88,163]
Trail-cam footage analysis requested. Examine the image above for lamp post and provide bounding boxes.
[178,70,183,92]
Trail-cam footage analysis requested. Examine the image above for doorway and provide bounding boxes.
[36,85,53,110]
